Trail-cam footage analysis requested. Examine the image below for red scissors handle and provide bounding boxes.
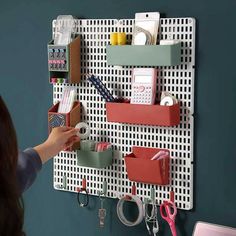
[160,201,177,236]
[169,221,177,236]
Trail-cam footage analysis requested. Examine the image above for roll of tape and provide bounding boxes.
[117,195,144,226]
[117,32,127,45]
[75,122,90,139]
[134,32,147,45]
[110,32,118,45]
[159,40,180,45]
[160,96,174,106]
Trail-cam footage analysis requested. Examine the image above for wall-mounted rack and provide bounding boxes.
[52,17,195,210]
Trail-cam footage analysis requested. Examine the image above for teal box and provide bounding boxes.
[106,42,181,66]
[76,149,113,168]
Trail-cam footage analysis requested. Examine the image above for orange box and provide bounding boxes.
[106,102,180,126]
[124,146,170,185]
[48,101,80,150]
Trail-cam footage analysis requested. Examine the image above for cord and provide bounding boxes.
[144,201,159,236]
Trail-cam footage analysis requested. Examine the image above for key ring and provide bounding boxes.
[77,188,89,207]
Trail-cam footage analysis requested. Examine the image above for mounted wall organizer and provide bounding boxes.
[106,42,181,66]
[125,146,170,185]
[48,36,81,84]
[48,101,80,150]
[106,102,180,126]
[52,17,195,210]
[76,149,113,168]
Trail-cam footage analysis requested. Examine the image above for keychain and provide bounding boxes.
[98,196,106,227]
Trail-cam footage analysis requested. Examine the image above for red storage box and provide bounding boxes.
[106,102,180,126]
[48,101,80,150]
[124,146,170,185]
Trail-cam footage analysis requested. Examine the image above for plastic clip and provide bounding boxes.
[125,184,136,200]
[170,190,175,203]
[77,178,89,207]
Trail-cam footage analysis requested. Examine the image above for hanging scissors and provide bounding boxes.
[160,200,177,236]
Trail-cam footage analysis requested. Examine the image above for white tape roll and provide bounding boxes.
[159,39,180,45]
[134,32,147,45]
[117,195,144,226]
[160,96,174,106]
[75,122,90,139]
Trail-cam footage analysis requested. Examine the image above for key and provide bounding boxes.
[98,208,106,227]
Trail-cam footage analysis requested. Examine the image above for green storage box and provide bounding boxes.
[76,149,113,168]
[106,42,181,66]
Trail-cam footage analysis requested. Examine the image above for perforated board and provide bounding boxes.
[52,17,195,210]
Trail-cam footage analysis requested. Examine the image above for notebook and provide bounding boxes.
[193,222,236,236]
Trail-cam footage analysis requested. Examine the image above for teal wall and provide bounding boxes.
[0,0,236,235]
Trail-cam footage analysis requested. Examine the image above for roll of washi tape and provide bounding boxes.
[57,78,64,83]
[117,32,126,45]
[110,32,118,45]
[51,78,57,84]
[117,195,144,226]
[75,122,90,139]
[160,96,174,106]
[80,140,95,151]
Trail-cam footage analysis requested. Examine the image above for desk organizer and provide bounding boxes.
[106,102,180,126]
[76,149,113,168]
[106,42,181,66]
[124,146,170,185]
[48,36,81,84]
[48,101,80,150]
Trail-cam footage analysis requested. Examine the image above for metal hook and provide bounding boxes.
[98,180,107,197]
[56,175,67,189]
[144,187,155,204]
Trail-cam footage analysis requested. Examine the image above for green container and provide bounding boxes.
[76,149,113,168]
[106,42,181,66]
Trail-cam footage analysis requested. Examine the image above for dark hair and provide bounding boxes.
[0,96,25,236]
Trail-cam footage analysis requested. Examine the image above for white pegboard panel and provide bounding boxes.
[52,17,195,210]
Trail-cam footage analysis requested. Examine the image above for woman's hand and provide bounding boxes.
[34,127,80,163]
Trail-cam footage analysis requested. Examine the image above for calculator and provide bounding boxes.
[130,68,157,105]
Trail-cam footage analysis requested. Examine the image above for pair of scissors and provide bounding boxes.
[160,200,177,236]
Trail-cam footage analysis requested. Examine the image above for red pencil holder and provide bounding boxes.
[124,146,170,185]
[106,102,180,126]
[48,101,80,150]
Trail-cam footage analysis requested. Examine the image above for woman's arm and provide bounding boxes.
[17,148,42,193]
[17,127,80,192]
[34,127,79,164]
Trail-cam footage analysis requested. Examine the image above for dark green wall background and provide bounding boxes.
[0,0,236,235]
